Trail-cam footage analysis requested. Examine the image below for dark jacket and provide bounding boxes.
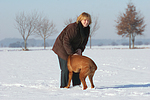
[52,22,90,61]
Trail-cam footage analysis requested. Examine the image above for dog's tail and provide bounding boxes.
[91,60,97,71]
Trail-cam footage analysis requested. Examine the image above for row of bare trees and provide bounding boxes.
[15,2,146,50]
[15,12,100,50]
[15,12,57,50]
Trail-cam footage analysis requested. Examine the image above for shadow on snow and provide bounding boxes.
[96,83,150,89]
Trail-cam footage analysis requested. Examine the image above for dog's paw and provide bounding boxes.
[64,86,70,88]
[91,86,95,88]
[83,86,88,90]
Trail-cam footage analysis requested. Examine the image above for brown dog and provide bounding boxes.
[65,55,97,90]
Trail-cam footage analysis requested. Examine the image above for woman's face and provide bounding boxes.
[81,19,90,27]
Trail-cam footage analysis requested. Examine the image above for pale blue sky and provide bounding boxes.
[0,0,150,40]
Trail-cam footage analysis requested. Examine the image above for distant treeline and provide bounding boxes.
[0,38,150,48]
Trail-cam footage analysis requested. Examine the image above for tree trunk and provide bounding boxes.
[24,40,27,50]
[90,35,91,49]
[129,34,131,49]
[44,38,46,49]
[132,34,135,49]
[132,38,135,49]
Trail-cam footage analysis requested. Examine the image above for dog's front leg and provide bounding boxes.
[65,71,73,88]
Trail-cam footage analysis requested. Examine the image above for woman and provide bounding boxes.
[52,12,92,88]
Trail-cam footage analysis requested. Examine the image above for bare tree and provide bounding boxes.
[64,17,77,26]
[115,2,146,49]
[90,16,100,48]
[36,18,57,49]
[15,11,41,50]
[64,18,74,26]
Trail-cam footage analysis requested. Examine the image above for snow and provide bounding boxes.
[0,46,150,100]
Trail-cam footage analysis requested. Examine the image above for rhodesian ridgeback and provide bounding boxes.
[65,55,97,90]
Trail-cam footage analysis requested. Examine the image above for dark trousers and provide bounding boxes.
[58,56,81,88]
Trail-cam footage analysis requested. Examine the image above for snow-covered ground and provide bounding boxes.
[0,46,150,100]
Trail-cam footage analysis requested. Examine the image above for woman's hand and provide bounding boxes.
[74,49,82,55]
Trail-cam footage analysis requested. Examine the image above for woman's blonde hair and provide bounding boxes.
[76,12,92,25]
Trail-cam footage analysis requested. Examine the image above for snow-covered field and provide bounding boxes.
[0,46,150,100]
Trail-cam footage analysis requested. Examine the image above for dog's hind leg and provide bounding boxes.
[79,71,88,90]
[88,74,95,88]
[65,71,73,88]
